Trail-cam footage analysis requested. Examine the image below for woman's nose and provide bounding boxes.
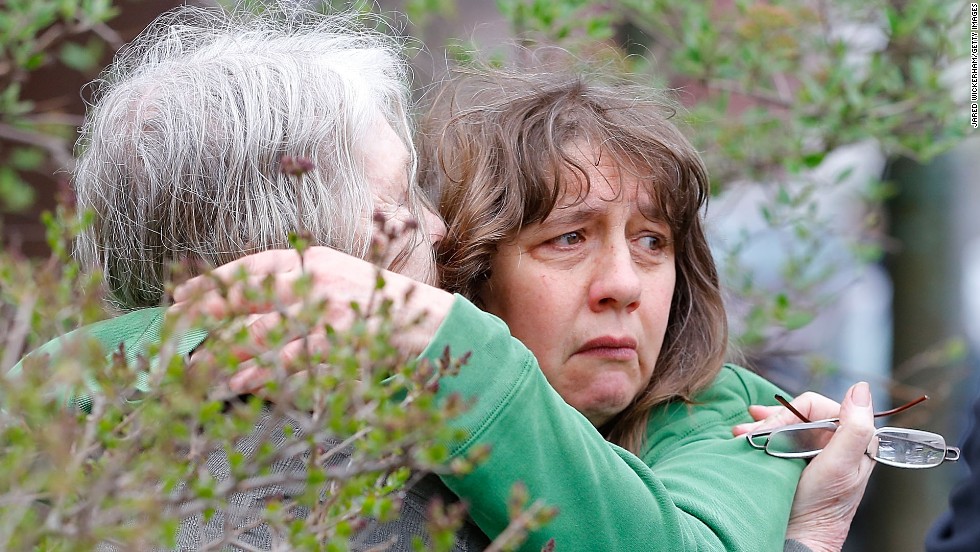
[589,242,641,313]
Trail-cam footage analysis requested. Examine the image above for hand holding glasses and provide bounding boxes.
[746,394,960,469]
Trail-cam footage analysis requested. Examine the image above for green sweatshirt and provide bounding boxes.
[421,297,804,551]
[13,295,803,551]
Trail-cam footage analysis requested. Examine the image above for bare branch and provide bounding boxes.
[0,291,36,372]
[0,122,76,172]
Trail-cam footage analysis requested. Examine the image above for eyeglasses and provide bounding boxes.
[745,394,961,469]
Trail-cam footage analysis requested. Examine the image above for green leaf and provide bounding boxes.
[776,186,791,205]
[833,166,855,184]
[0,166,36,212]
[801,152,824,169]
[59,39,104,72]
[783,311,814,331]
[24,52,47,70]
[9,147,45,170]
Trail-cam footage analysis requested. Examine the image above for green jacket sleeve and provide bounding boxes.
[640,364,806,551]
[420,296,803,551]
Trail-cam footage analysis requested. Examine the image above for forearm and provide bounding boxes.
[422,298,802,551]
[432,339,700,549]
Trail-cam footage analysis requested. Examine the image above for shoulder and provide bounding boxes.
[640,364,786,461]
[11,307,208,412]
[46,307,165,354]
[704,363,788,406]
[14,307,176,371]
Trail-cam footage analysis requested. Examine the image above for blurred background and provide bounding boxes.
[1,1,975,550]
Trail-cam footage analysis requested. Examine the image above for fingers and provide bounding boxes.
[780,391,846,423]
[172,272,302,322]
[225,311,330,362]
[228,364,271,395]
[784,382,876,551]
[747,404,780,421]
[168,244,455,366]
[229,362,357,400]
[169,246,397,324]
[172,249,305,303]
[732,405,780,436]
[817,381,876,464]
[732,391,846,436]
[197,331,335,396]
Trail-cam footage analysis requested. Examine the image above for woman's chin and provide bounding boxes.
[573,389,636,427]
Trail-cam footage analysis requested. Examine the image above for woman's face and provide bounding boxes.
[363,119,447,286]
[479,146,676,427]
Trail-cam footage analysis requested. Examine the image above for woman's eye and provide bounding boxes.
[638,235,662,250]
[551,231,583,246]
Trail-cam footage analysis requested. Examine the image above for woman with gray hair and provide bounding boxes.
[73,5,442,311]
[23,5,463,550]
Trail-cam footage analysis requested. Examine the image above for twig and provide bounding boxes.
[0,122,76,172]
[483,499,552,552]
[88,22,124,50]
[705,78,795,109]
[0,291,36,373]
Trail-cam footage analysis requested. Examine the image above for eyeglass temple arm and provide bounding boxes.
[773,394,930,424]
[774,395,812,423]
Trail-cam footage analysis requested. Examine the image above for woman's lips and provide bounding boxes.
[574,336,638,361]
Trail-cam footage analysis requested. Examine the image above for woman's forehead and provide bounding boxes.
[551,180,666,216]
[553,147,667,212]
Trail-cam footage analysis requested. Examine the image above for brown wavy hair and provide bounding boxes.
[418,68,728,454]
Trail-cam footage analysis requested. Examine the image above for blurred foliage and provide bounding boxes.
[0,0,121,213]
[0,195,556,550]
[402,0,968,369]
[2,1,558,548]
[486,0,966,171]
[0,0,971,547]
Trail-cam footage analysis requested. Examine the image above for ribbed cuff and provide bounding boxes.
[784,539,814,552]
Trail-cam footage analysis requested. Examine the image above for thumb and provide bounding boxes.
[821,381,876,462]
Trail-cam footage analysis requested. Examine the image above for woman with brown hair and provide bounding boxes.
[415,67,874,551]
[422,69,727,453]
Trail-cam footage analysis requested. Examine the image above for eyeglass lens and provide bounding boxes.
[764,425,952,468]
[871,428,948,468]
[766,425,835,457]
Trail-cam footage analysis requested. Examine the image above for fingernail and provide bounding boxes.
[852,381,871,407]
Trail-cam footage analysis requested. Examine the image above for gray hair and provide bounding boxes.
[73,5,423,310]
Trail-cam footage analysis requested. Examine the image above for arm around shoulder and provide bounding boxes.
[422,308,803,551]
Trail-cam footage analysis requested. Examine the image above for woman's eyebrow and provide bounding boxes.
[633,194,663,215]
[540,204,599,228]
